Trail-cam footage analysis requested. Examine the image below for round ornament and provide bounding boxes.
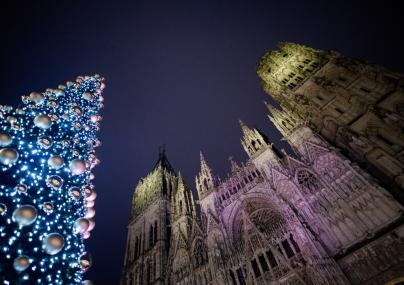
[0,148,19,165]
[47,100,58,108]
[16,108,24,115]
[74,217,90,234]
[12,205,37,226]
[69,159,86,175]
[73,121,82,130]
[13,255,31,272]
[0,132,12,147]
[42,202,54,214]
[86,190,97,202]
[46,175,63,190]
[82,92,93,101]
[0,203,6,215]
[48,155,64,169]
[88,218,95,232]
[54,89,64,97]
[7,116,17,124]
[73,107,83,116]
[34,115,52,129]
[37,136,53,149]
[14,184,27,193]
[29,92,45,104]
[82,280,94,285]
[79,252,92,271]
[69,187,82,200]
[83,185,93,197]
[85,207,95,219]
[43,233,64,255]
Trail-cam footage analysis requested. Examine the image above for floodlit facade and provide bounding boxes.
[122,43,404,285]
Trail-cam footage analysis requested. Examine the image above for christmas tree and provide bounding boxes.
[0,75,104,284]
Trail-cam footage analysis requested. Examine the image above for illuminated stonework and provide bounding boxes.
[122,43,404,285]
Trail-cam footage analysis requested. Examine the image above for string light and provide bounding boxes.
[0,75,104,284]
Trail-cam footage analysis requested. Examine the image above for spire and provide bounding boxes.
[154,146,175,174]
[195,151,218,199]
[265,102,301,138]
[173,173,195,221]
[239,120,270,158]
[229,156,240,173]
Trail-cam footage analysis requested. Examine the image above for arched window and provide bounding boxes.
[153,221,158,244]
[134,237,139,259]
[149,224,154,247]
[296,169,319,194]
[251,140,258,151]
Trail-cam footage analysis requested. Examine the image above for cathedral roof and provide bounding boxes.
[153,149,176,174]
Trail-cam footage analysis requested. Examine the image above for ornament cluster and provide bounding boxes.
[0,75,104,284]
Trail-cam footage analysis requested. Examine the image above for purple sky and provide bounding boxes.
[1,1,404,284]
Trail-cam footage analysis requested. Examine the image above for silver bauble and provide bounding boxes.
[43,233,64,255]
[15,184,29,196]
[73,121,82,130]
[83,231,91,239]
[0,132,12,147]
[73,107,83,116]
[42,202,54,214]
[14,184,27,193]
[69,187,82,200]
[29,92,45,104]
[87,218,95,232]
[37,136,53,149]
[69,159,86,175]
[48,155,64,169]
[83,185,93,197]
[82,280,94,285]
[16,108,24,115]
[7,115,17,123]
[0,203,6,215]
[47,100,58,108]
[12,205,37,226]
[13,255,31,272]
[34,115,52,129]
[46,175,63,190]
[79,252,92,271]
[74,217,90,234]
[85,207,95,219]
[82,92,93,101]
[0,148,19,165]
[86,190,97,202]
[54,89,64,97]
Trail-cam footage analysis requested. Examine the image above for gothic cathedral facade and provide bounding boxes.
[121,43,404,285]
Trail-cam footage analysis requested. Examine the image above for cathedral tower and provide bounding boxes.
[122,151,177,285]
[122,43,404,285]
[257,42,404,203]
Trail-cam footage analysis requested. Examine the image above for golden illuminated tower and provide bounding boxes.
[257,42,404,203]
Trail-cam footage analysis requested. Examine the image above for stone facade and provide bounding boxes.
[121,43,404,285]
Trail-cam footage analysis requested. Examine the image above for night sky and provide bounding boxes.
[1,1,404,284]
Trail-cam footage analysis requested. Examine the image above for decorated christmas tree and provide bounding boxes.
[0,75,104,284]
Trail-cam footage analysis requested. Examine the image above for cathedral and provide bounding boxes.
[121,43,404,285]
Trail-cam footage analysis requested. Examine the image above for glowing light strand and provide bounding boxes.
[0,75,104,284]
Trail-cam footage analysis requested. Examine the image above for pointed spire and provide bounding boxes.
[196,151,218,199]
[154,146,175,173]
[264,101,280,118]
[229,156,240,173]
[264,102,301,138]
[239,120,270,158]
